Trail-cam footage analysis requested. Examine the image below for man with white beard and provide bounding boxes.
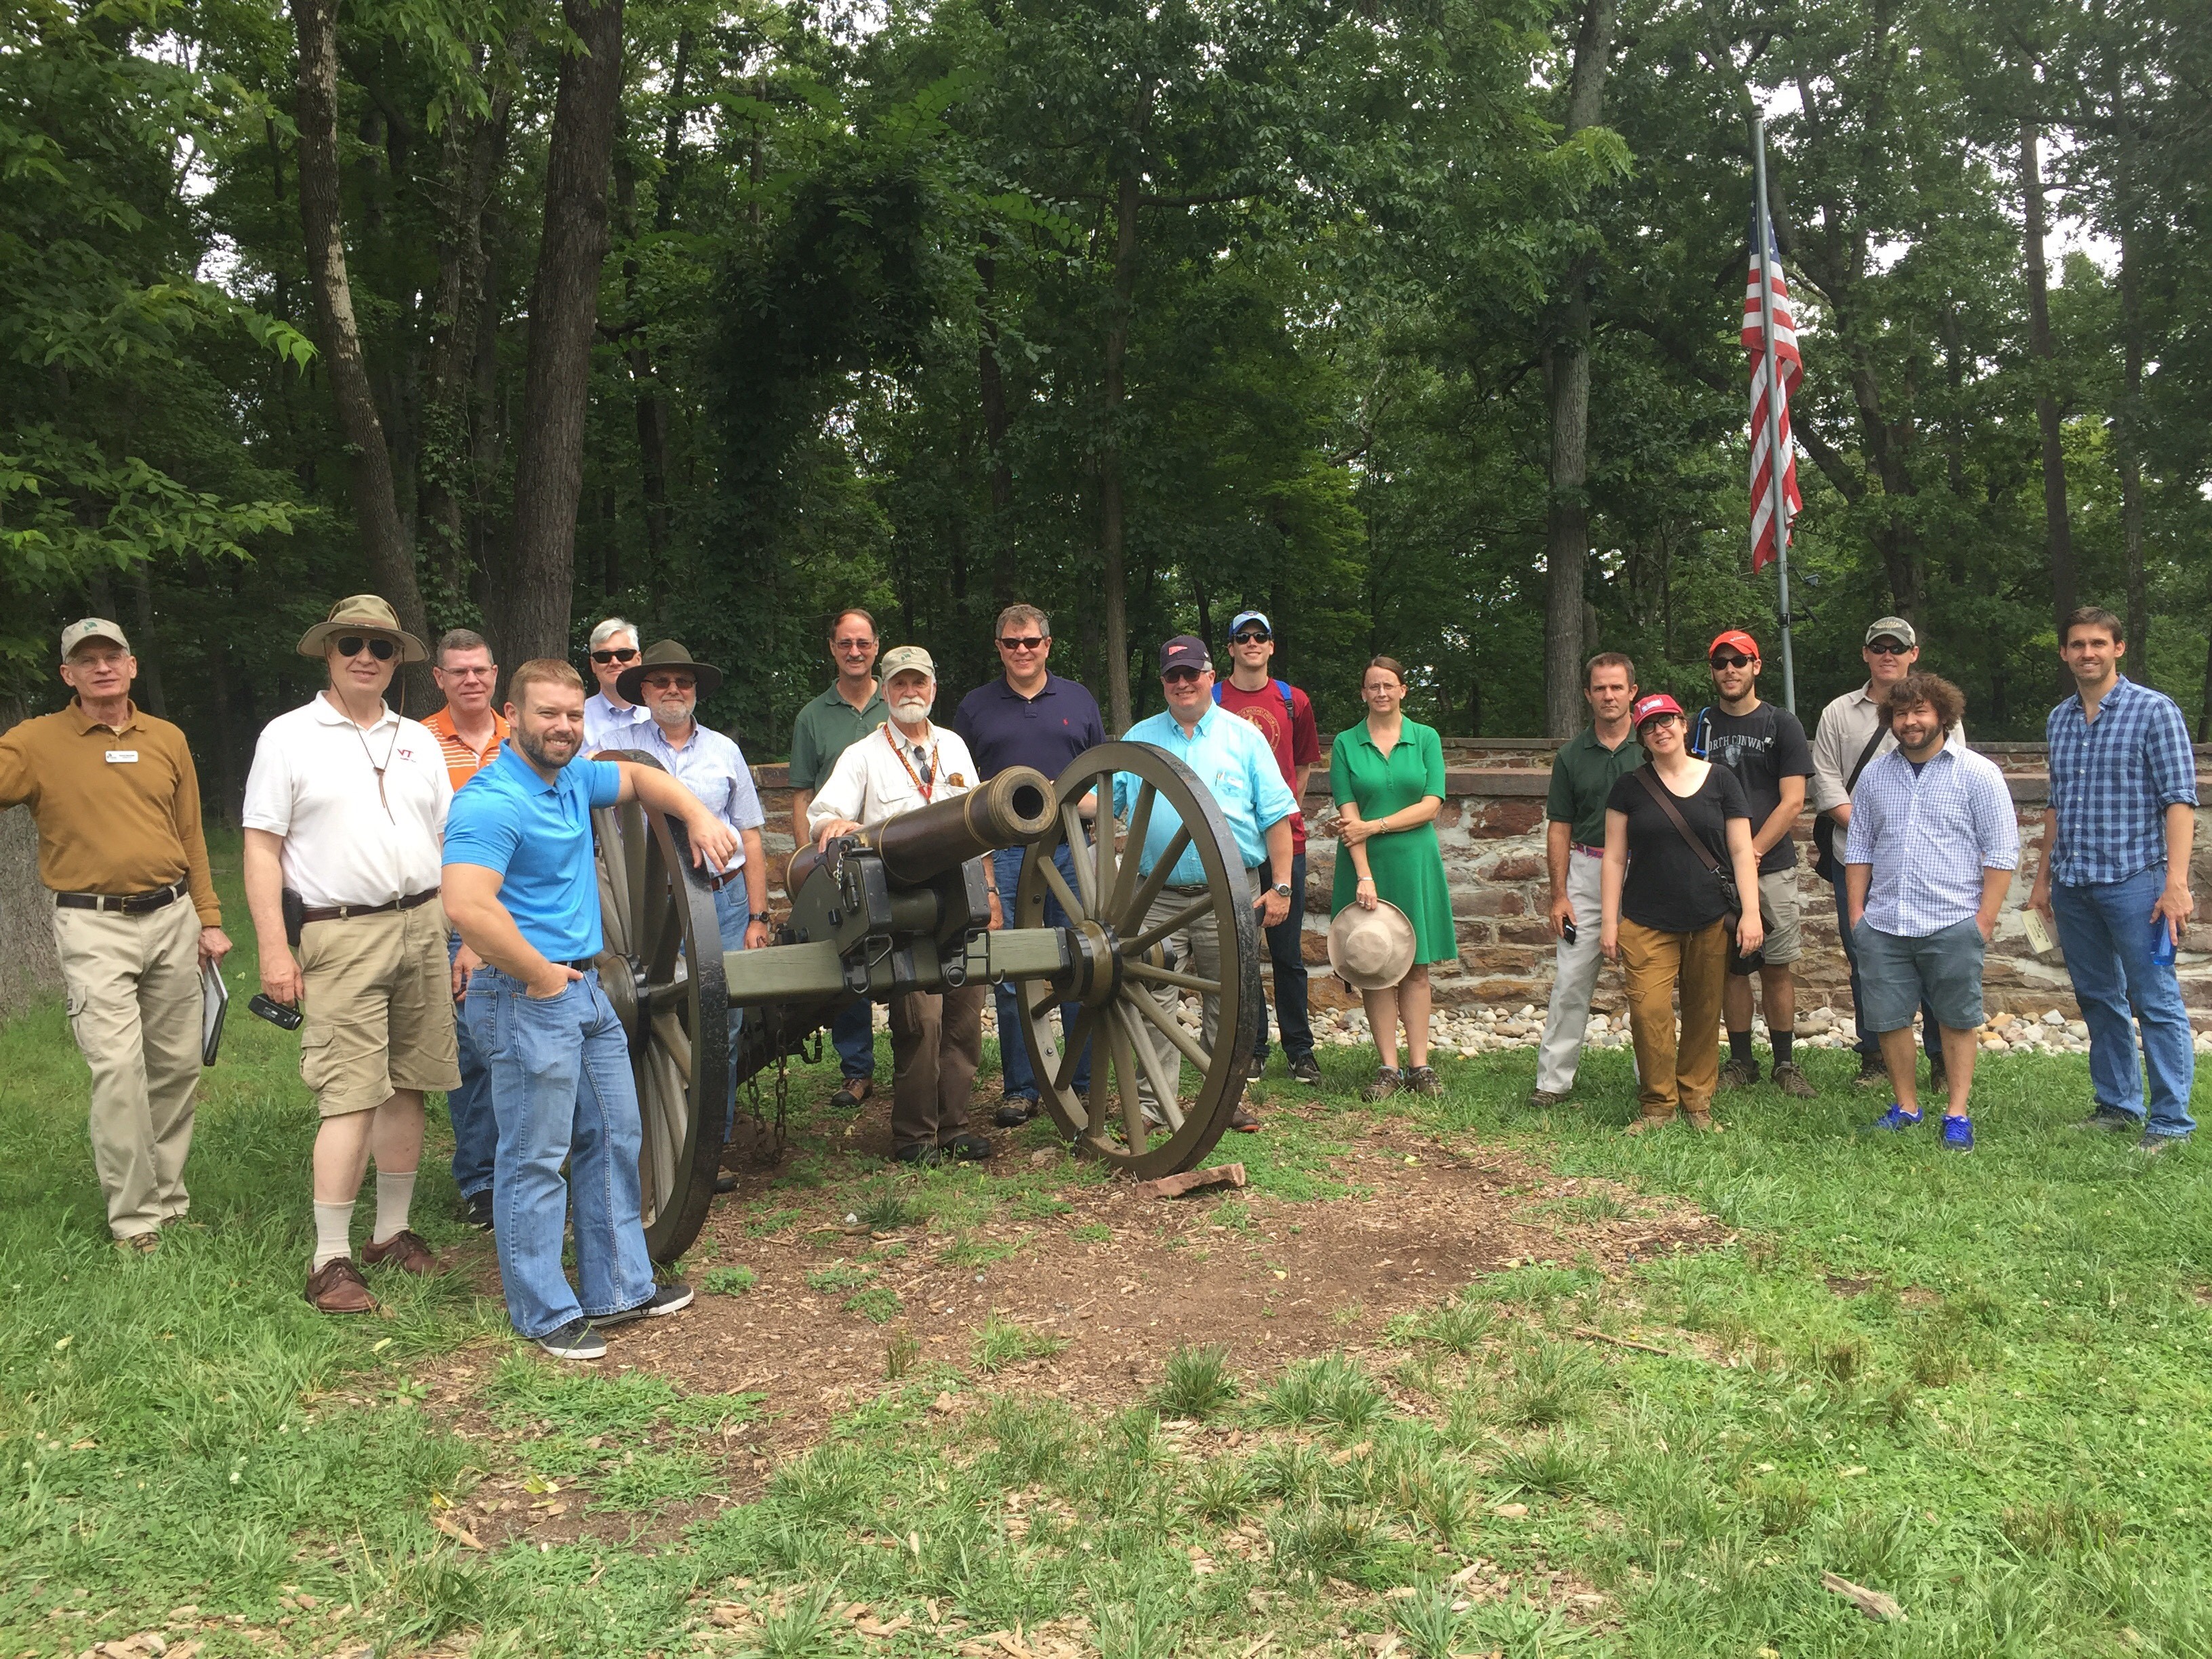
[808,647,994,1165]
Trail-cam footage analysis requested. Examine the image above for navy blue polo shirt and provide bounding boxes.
[443,745,622,960]
[953,672,1107,783]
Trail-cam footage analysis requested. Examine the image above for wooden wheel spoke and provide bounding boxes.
[1126,979,1212,1074]
[1106,781,1155,922]
[1056,1006,1102,1099]
[1061,802,1098,912]
[1038,853,1088,926]
[1118,826,1191,934]
[1089,797,1115,920]
[622,806,651,954]
[1116,1001,1184,1132]
[1107,1006,1151,1149]
[1125,893,1215,960]
[651,1011,693,1087]
[1124,958,1221,998]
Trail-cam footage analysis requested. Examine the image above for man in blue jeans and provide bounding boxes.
[443,659,737,1361]
[954,602,1105,1125]
[2030,607,2199,1153]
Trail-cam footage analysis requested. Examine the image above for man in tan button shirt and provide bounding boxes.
[0,618,232,1251]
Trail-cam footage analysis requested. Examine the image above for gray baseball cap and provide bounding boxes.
[1864,617,1917,649]
[61,617,130,658]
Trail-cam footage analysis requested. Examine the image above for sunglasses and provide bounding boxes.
[1162,667,1203,684]
[590,647,638,664]
[1866,640,1910,655]
[998,636,1046,651]
[336,636,397,661]
[1231,630,1269,644]
[642,674,695,691]
[1709,652,1754,670]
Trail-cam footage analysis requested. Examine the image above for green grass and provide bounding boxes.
[5,848,2211,1656]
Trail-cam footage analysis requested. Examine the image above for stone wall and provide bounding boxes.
[743,740,2212,1027]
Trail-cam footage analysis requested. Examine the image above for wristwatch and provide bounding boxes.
[747,911,773,924]
[1273,882,1293,897]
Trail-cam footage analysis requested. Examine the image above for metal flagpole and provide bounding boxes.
[1751,114,1797,715]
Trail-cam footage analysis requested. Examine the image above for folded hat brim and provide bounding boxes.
[1325,900,1418,991]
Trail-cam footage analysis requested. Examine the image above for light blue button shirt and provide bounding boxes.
[1114,705,1298,884]
[628,720,765,876]
[1844,744,2020,937]
[583,692,657,756]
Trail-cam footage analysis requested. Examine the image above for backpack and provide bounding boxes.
[1214,678,1296,720]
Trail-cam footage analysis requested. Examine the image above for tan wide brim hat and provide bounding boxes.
[1327,899,1416,991]
[296,594,427,663]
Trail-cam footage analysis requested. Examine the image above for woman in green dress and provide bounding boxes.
[1330,656,1456,1099]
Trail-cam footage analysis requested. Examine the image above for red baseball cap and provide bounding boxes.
[1708,628,1761,661]
[1631,693,1685,728]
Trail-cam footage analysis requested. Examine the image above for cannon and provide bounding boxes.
[590,742,1263,1261]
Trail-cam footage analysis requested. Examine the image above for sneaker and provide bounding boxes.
[1770,1061,1817,1099]
[597,1283,694,1328]
[114,1231,160,1257]
[1528,1088,1569,1109]
[1229,1101,1261,1132]
[536,1318,607,1361]
[1868,1102,1923,1132]
[1404,1065,1443,1098]
[1940,1114,1974,1153]
[992,1096,1039,1128]
[713,1172,737,1194]
[2137,1132,2190,1158]
[1854,1053,1889,1089]
[1288,1057,1322,1086]
[1246,1054,1267,1082]
[2072,1106,2139,1134]
[459,1190,495,1232]
[1362,1067,1403,1102]
[830,1078,874,1111]
[362,1229,438,1275]
[304,1257,378,1315]
[939,1132,994,1161]
[1718,1056,1761,1089]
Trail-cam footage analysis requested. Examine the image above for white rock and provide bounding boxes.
[2042,1008,2067,1027]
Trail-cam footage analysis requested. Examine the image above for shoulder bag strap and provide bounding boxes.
[1634,764,1725,876]
[1843,722,1888,795]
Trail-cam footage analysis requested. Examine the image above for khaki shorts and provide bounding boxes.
[299,899,462,1117]
[1740,867,1803,968]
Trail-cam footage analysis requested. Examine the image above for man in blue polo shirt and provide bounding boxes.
[954,602,1107,1126]
[1115,635,1297,1132]
[443,659,739,1361]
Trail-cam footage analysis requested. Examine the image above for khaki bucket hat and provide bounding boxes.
[1327,900,1416,991]
[616,639,725,703]
[296,594,428,663]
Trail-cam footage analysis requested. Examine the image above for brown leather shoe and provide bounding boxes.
[362,1229,437,1275]
[304,1257,379,1313]
[1624,1111,1674,1136]
[1229,1101,1262,1132]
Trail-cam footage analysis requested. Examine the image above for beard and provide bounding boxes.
[515,724,580,771]
[890,695,933,724]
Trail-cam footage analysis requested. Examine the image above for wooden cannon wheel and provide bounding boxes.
[1007,741,1262,1179]
[590,752,728,1263]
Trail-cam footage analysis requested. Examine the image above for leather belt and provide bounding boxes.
[55,879,187,915]
[558,958,598,975]
[1574,844,1605,858]
[1168,865,1265,897]
[706,867,743,893]
[300,887,441,925]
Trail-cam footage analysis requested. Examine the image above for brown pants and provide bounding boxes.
[890,982,983,1151]
[1619,918,1728,1119]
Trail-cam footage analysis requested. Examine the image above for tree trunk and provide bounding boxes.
[2021,118,2076,682]
[977,251,1017,608]
[2112,92,2148,671]
[289,0,434,705]
[1540,0,1616,739]
[500,0,627,667]
[1098,163,1143,734]
[622,28,689,573]
[129,564,166,718]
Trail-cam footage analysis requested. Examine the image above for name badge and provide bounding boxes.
[105,750,139,764]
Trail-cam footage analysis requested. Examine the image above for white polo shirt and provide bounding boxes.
[808,720,977,834]
[243,693,452,908]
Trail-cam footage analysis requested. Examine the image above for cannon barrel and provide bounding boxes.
[787,764,1057,893]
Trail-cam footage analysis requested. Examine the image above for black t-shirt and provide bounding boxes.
[1694,701,1814,873]
[1607,763,1750,933]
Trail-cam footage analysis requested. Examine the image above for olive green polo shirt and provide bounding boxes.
[788,681,889,792]
[1545,725,1646,849]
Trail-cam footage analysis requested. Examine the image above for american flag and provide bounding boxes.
[1742,216,1801,572]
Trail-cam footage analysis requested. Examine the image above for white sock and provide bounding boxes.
[371,1170,417,1244]
[312,1202,354,1270]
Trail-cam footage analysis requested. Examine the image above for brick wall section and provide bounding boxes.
[743,741,2212,1025]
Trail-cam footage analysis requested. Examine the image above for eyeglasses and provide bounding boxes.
[1231,630,1270,644]
[1162,667,1203,684]
[1709,652,1753,670]
[1866,640,1910,655]
[998,636,1046,651]
[438,665,495,678]
[590,647,638,665]
[336,636,397,661]
[1641,712,1683,729]
[642,674,695,693]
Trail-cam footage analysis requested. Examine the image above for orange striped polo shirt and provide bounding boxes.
[423,704,509,793]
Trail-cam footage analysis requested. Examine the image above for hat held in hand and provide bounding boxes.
[1327,899,1416,991]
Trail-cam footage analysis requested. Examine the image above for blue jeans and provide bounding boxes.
[710,883,747,1136]
[1831,875,1936,1062]
[466,967,657,1339]
[2050,865,2197,1136]
[1254,850,1314,1064]
[991,844,1092,1099]
[447,934,497,1202]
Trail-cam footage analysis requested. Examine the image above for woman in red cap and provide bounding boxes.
[1598,693,1765,1131]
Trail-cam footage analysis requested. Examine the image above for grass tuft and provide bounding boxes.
[1152,1342,1237,1418]
[970,1311,1069,1371]
[703,1264,759,1296]
[1257,1353,1390,1433]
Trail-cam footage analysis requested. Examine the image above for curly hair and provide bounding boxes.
[1884,672,1965,734]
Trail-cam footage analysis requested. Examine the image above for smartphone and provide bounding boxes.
[248,992,304,1031]
[1561,920,1577,945]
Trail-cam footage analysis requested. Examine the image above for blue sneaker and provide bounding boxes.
[1869,1102,1923,1132]
[1940,1114,1973,1153]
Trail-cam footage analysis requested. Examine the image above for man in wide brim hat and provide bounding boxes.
[615,640,724,703]
[296,594,428,663]
[1327,899,1417,991]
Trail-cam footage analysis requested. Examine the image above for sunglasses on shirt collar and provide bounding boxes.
[336,636,397,661]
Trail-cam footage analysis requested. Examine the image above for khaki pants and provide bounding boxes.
[1619,918,1728,1120]
[54,899,203,1239]
[299,900,460,1116]
[890,983,983,1152]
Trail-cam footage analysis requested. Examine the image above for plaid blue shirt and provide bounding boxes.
[1845,745,2019,937]
[2045,676,2198,887]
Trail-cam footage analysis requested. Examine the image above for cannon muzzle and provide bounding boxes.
[787,764,1056,892]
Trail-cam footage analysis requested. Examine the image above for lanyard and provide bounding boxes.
[885,724,937,802]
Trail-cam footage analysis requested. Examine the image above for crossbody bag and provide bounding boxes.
[1633,765,1769,975]
[1811,722,1888,883]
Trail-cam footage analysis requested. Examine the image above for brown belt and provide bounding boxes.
[300,887,441,925]
[55,879,188,915]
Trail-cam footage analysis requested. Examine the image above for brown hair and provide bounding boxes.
[1584,651,1636,689]
[1885,672,1965,734]
[508,658,584,707]
[435,627,492,667]
[1363,656,1408,687]
[2062,605,2125,646]
[995,602,1049,639]
[827,608,878,642]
